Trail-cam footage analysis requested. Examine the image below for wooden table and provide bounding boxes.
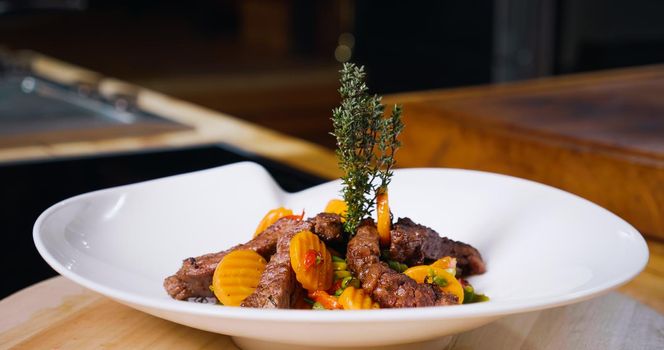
[1,277,662,349]
[1,53,663,348]
[384,65,664,241]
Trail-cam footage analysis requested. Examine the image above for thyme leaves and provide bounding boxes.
[331,63,404,235]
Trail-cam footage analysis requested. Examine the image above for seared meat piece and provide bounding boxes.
[389,218,486,276]
[309,213,344,244]
[241,229,299,308]
[346,223,381,279]
[242,213,343,308]
[164,218,312,300]
[347,223,458,308]
[290,282,308,309]
[361,263,458,307]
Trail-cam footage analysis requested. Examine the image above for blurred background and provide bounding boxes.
[1,0,663,300]
[2,0,663,147]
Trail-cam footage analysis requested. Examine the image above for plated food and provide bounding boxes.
[33,65,648,349]
[164,203,488,309]
[34,162,649,347]
[164,64,488,309]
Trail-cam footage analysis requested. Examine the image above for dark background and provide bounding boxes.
[1,0,663,298]
[2,0,663,147]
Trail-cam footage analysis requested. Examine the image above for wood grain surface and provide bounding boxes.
[1,277,662,350]
[383,65,664,240]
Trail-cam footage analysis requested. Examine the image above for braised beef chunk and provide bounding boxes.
[346,223,381,279]
[347,223,458,308]
[290,282,307,309]
[165,212,481,305]
[164,250,230,300]
[164,218,312,300]
[241,229,299,308]
[242,215,341,308]
[389,217,486,276]
[309,213,344,244]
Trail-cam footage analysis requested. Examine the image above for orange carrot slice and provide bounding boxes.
[212,250,267,306]
[338,286,379,310]
[403,265,464,304]
[376,188,391,246]
[324,199,348,222]
[290,230,333,291]
[254,207,293,237]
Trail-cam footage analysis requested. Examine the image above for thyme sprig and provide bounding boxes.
[331,63,404,235]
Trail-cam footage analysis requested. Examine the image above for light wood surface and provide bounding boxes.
[383,64,664,241]
[1,277,662,350]
[619,240,664,313]
[380,65,664,312]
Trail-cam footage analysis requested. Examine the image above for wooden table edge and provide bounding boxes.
[1,276,662,350]
[0,51,342,180]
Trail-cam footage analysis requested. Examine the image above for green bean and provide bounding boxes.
[333,261,348,271]
[340,276,353,288]
[332,261,348,271]
[335,270,352,279]
[388,260,408,273]
[462,284,490,304]
[432,276,448,287]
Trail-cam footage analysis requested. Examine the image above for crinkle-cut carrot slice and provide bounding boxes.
[254,207,293,237]
[212,250,267,306]
[290,230,333,291]
[324,199,347,222]
[338,286,379,310]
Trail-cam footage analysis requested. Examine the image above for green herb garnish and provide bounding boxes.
[331,63,404,235]
[462,285,490,304]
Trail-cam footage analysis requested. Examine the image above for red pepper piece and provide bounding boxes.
[303,249,322,271]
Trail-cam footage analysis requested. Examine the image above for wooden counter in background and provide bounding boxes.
[0,53,661,314]
[383,66,664,312]
[0,52,341,180]
[385,65,664,242]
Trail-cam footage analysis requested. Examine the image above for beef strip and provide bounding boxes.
[241,214,344,308]
[389,217,486,276]
[347,223,458,308]
[241,229,299,308]
[290,282,308,309]
[309,212,344,244]
[164,218,312,300]
[164,213,344,300]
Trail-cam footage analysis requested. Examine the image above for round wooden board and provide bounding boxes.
[1,277,662,349]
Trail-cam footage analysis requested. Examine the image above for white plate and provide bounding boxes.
[34,162,648,350]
